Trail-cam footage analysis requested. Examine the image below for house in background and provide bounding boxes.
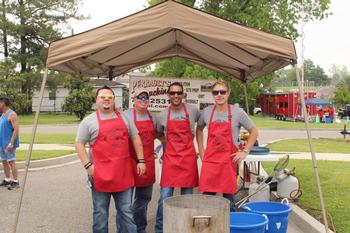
[32,79,125,112]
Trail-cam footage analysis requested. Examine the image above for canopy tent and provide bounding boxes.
[305,98,332,106]
[13,1,330,233]
[45,0,296,82]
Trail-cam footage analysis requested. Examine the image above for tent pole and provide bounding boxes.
[243,84,250,115]
[294,63,329,233]
[241,72,250,115]
[12,68,49,233]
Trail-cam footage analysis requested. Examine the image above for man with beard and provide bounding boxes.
[155,82,200,233]
[76,86,146,233]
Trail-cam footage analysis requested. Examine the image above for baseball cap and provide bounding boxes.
[134,89,149,97]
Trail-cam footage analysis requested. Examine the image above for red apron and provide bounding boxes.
[91,110,134,192]
[130,109,155,187]
[160,104,199,188]
[199,105,238,194]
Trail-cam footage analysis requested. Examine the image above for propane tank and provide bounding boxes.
[248,176,270,202]
[277,168,300,199]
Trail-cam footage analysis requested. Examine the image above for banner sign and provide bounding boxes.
[129,76,216,111]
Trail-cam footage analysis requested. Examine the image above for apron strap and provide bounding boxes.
[182,104,193,139]
[96,111,102,124]
[115,110,121,118]
[133,108,154,127]
[208,105,216,133]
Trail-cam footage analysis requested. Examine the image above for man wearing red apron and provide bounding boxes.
[155,82,200,233]
[122,89,156,233]
[196,81,258,211]
[76,86,146,233]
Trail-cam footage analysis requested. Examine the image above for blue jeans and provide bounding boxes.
[155,187,193,233]
[91,184,137,233]
[203,192,236,212]
[116,186,153,233]
[133,186,153,233]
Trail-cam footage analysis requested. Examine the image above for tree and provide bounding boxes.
[331,65,350,107]
[0,0,84,114]
[333,84,350,108]
[303,59,330,85]
[0,59,32,114]
[329,65,350,87]
[146,0,331,113]
[62,76,94,120]
[273,59,330,88]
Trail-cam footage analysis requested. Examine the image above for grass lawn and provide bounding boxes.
[20,133,76,144]
[263,160,350,233]
[251,115,346,129]
[17,112,348,129]
[19,113,81,125]
[16,150,75,161]
[267,138,350,153]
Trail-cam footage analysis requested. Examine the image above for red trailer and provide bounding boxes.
[256,91,317,120]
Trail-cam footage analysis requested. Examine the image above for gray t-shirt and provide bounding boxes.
[123,108,157,127]
[76,111,138,145]
[156,104,200,137]
[197,104,254,145]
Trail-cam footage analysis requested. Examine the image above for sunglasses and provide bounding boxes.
[212,90,227,96]
[136,95,149,101]
[98,95,114,100]
[169,91,183,96]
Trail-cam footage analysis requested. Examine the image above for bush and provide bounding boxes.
[62,76,94,120]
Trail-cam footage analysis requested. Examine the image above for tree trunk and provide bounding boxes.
[19,0,26,73]
[1,0,8,58]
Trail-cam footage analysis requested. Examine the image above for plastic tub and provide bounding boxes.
[230,212,268,233]
[242,201,292,233]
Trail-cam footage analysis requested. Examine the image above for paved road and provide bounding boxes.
[257,128,342,145]
[1,160,308,233]
[0,160,178,233]
[20,125,78,134]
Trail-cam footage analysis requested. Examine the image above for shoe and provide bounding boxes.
[0,180,11,187]
[8,181,20,190]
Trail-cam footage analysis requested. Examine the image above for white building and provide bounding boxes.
[32,79,125,112]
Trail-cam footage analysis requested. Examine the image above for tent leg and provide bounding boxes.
[12,68,49,233]
[243,84,250,115]
[294,64,329,233]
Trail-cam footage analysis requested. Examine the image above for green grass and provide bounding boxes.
[16,112,347,129]
[19,113,81,125]
[20,133,76,144]
[267,138,350,153]
[263,160,350,233]
[16,150,75,161]
[251,115,346,129]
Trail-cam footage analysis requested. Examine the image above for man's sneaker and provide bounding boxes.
[0,180,11,187]
[8,181,20,190]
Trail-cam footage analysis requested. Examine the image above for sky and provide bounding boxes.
[69,0,350,74]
